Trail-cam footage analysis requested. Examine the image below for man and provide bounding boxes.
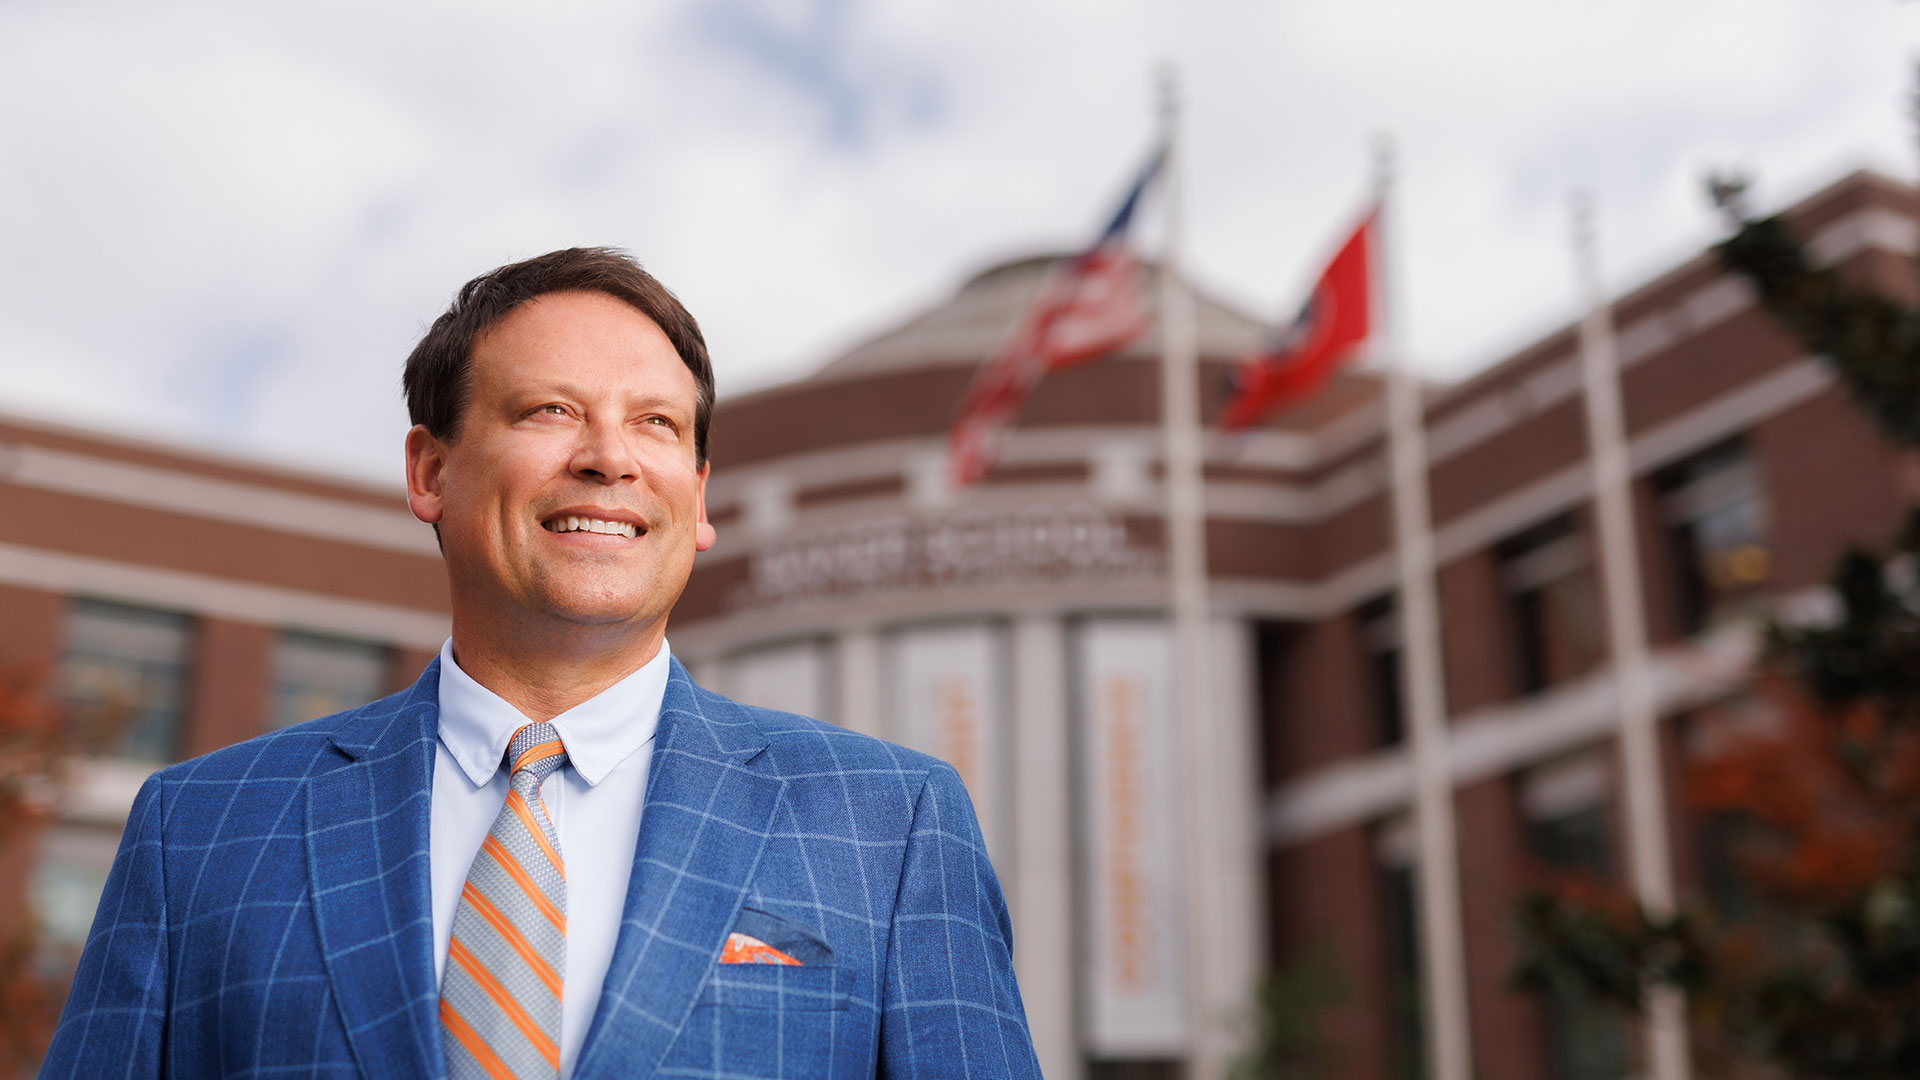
[43,248,1041,1079]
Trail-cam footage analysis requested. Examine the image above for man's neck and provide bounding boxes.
[448,619,666,722]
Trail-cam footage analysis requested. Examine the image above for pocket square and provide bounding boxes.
[719,907,835,967]
[721,932,802,966]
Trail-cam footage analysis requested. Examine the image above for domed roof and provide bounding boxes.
[812,252,1271,382]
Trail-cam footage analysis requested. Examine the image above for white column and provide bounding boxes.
[834,626,886,740]
[1011,614,1079,1080]
[725,640,830,719]
[1202,615,1265,1050]
[687,656,726,694]
[1572,193,1690,1080]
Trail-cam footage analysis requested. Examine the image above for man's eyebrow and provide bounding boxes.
[628,391,694,412]
[514,382,692,416]
[506,379,584,403]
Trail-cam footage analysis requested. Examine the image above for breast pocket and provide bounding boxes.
[668,965,857,1077]
[698,963,848,1012]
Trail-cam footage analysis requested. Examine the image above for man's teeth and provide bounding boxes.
[546,516,640,538]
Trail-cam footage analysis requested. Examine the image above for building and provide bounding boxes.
[1,169,1913,1078]
[0,426,447,959]
[670,169,1920,1080]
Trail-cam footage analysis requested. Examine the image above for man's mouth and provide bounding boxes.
[542,515,641,539]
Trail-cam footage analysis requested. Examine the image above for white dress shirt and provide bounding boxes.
[430,638,669,1080]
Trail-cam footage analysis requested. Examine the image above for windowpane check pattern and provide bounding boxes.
[40,659,1042,1078]
[441,722,569,1080]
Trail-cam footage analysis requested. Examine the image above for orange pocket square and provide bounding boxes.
[721,931,802,966]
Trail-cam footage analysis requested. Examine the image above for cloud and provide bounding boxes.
[681,0,944,149]
[0,0,1916,483]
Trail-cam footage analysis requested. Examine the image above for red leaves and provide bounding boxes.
[0,659,87,1070]
[1688,676,1914,907]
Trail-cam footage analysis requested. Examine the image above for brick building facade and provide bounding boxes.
[1,169,1913,1078]
[0,425,447,961]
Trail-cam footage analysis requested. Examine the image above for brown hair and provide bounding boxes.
[403,247,715,465]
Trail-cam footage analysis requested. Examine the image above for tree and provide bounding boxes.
[0,660,88,1074]
[1510,173,1920,1077]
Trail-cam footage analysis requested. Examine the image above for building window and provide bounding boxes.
[1373,816,1425,1080]
[1683,703,1779,928]
[1357,595,1404,747]
[270,631,389,729]
[1498,513,1605,696]
[57,598,193,762]
[1381,860,1425,1080]
[31,822,121,966]
[1529,804,1614,882]
[1697,810,1766,922]
[1658,437,1769,634]
[1522,758,1630,1080]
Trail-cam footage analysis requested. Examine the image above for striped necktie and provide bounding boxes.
[441,722,568,1080]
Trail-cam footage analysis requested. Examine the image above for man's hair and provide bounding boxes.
[403,247,714,465]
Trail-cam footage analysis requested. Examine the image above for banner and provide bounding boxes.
[887,623,1005,858]
[1076,619,1189,1056]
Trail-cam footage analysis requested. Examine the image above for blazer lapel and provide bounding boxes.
[307,661,444,1080]
[573,661,785,1080]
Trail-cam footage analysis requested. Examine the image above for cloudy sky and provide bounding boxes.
[4,0,1916,485]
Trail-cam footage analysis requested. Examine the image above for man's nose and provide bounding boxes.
[568,421,641,483]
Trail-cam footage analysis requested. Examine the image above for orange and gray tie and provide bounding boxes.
[441,722,568,1080]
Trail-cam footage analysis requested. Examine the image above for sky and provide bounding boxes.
[3,0,1917,486]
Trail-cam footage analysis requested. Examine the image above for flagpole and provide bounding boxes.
[1570,192,1692,1080]
[1155,69,1230,1078]
[1376,138,1474,1080]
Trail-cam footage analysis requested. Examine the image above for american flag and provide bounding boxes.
[948,144,1166,486]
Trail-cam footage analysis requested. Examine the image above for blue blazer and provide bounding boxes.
[42,659,1041,1079]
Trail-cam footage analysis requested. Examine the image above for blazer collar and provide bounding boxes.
[308,659,446,1080]
[572,660,785,1080]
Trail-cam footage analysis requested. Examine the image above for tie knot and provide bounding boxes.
[507,722,568,789]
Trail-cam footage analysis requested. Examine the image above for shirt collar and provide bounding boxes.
[436,637,671,788]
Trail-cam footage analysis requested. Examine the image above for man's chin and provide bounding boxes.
[539,599,660,630]
[503,569,687,635]
[502,580,655,628]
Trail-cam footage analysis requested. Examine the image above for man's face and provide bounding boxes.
[405,290,715,640]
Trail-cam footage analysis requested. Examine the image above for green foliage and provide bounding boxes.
[1228,946,1349,1080]
[1510,886,1702,1012]
[1765,511,1920,722]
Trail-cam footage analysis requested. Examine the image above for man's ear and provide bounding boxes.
[694,462,716,552]
[404,424,447,525]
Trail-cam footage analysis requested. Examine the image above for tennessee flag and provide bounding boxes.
[948,144,1166,485]
[1219,208,1377,430]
